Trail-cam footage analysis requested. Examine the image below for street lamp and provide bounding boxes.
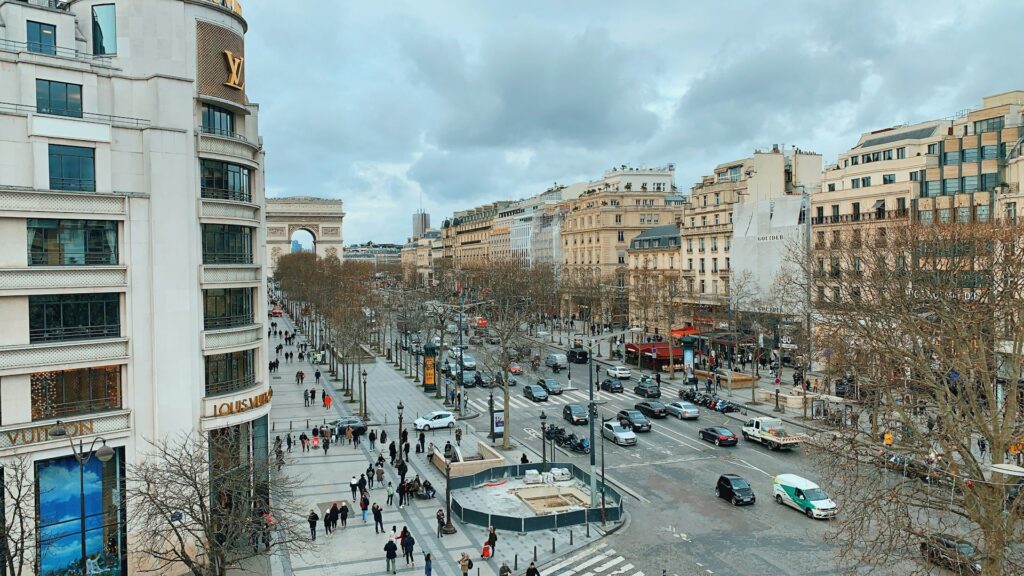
[48,421,114,569]
[397,401,405,443]
[600,415,611,525]
[539,412,547,468]
[587,343,598,508]
[442,460,457,535]
[360,369,368,418]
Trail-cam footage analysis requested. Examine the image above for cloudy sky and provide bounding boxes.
[243,0,1020,245]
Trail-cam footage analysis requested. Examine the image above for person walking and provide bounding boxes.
[380,429,388,448]
[436,509,445,538]
[424,553,432,576]
[369,429,377,451]
[299,432,309,452]
[389,441,398,465]
[455,428,463,447]
[285,433,293,452]
[396,481,406,508]
[458,552,473,575]
[321,389,327,407]
[323,507,331,536]
[360,491,370,522]
[329,502,339,533]
[384,539,399,575]
[525,561,541,576]
[486,526,498,555]
[358,473,368,494]
[397,460,408,484]
[303,389,309,407]
[322,435,330,455]
[386,481,395,506]
[499,562,512,576]
[307,509,319,541]
[345,426,354,445]
[350,476,359,501]
[315,369,322,385]
[375,463,385,488]
[403,441,411,461]
[401,532,416,567]
[325,393,333,411]
[366,464,375,489]
[372,503,385,534]
[418,431,426,453]
[978,436,988,458]
[339,501,349,528]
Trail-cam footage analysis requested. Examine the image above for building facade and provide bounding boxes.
[266,196,345,274]
[627,223,683,335]
[344,242,402,267]
[440,201,510,267]
[412,209,429,240]
[0,0,270,573]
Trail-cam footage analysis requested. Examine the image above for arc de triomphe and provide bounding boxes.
[266,196,345,276]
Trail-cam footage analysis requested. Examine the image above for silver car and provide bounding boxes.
[666,401,700,420]
[602,421,637,446]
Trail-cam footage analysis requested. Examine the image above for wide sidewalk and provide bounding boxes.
[268,312,602,576]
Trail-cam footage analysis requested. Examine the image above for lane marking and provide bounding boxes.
[545,544,608,574]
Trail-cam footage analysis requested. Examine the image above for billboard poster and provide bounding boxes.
[492,409,505,435]
[424,356,435,386]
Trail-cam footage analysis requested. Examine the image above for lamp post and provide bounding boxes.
[397,401,405,443]
[360,369,368,418]
[539,411,547,469]
[48,421,114,570]
[587,343,597,508]
[600,415,610,525]
[488,391,495,445]
[442,460,457,535]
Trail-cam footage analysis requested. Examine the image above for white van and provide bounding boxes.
[544,353,567,368]
[772,474,837,519]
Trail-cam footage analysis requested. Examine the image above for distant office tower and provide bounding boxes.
[413,210,430,239]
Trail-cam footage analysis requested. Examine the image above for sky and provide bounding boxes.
[242,0,1022,245]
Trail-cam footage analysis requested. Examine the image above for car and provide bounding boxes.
[460,354,477,370]
[633,382,661,398]
[602,421,637,446]
[716,474,756,506]
[920,534,982,575]
[472,372,494,388]
[410,333,422,344]
[666,401,700,419]
[563,404,589,424]
[270,308,283,317]
[699,426,738,446]
[536,378,563,395]
[524,384,549,402]
[507,377,519,387]
[634,401,668,418]
[773,474,838,519]
[327,416,367,437]
[468,335,483,345]
[446,323,459,334]
[600,378,624,393]
[508,363,524,375]
[414,410,456,431]
[544,353,567,368]
[616,409,652,432]
[606,366,632,379]
[567,349,589,364]
[537,329,550,337]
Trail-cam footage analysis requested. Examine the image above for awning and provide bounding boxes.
[626,343,657,354]
[671,327,701,338]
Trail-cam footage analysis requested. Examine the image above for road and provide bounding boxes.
[450,338,841,575]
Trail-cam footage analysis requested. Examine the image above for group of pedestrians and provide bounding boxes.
[383,525,420,574]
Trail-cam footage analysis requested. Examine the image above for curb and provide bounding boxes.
[533,511,630,575]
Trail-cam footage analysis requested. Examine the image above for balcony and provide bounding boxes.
[0,266,127,295]
[0,337,128,377]
[204,313,254,331]
[812,209,909,225]
[203,323,262,351]
[201,185,252,203]
[202,250,254,265]
[201,264,261,286]
[0,39,114,67]
[0,409,131,450]
[33,397,121,422]
[200,198,260,223]
[0,101,146,128]
[30,324,120,344]
[206,374,259,397]
[0,187,127,216]
[198,129,261,163]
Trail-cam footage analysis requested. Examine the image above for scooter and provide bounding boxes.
[569,436,591,454]
[545,426,566,441]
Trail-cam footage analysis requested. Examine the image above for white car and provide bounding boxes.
[537,328,550,337]
[414,410,456,431]
[606,366,632,379]
[666,401,700,420]
[602,421,637,446]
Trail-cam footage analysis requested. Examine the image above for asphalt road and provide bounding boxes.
[450,337,843,576]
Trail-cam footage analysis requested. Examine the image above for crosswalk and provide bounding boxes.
[545,543,644,576]
[467,380,697,413]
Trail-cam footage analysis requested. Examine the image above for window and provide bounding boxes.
[689,217,695,228]
[725,257,729,270]
[202,104,235,137]
[712,258,718,273]
[957,206,971,223]
[91,4,117,55]
[943,151,960,165]
[882,149,893,160]
[36,80,82,118]
[927,143,938,155]
[617,231,625,242]
[205,350,255,396]
[713,214,719,225]
[943,178,960,194]
[981,173,1000,191]
[687,258,692,270]
[883,174,895,185]
[832,230,841,246]
[617,251,625,265]
[31,366,121,420]
[910,171,920,181]
[614,214,622,224]
[816,207,824,222]
[924,181,940,197]
[896,147,906,159]
[1007,202,1017,222]
[727,166,741,182]
[861,177,871,187]
[871,152,881,162]
[852,202,860,220]
[27,219,117,265]
[202,224,253,264]
[851,179,861,189]
[831,205,840,218]
[203,288,254,329]
[686,239,693,252]
[850,156,859,165]
[714,193,720,205]
[201,159,250,202]
[938,208,951,223]
[918,210,933,224]
[700,216,707,227]
[816,231,825,246]
[49,145,95,191]
[29,293,120,342]
[977,204,990,223]
[897,198,906,212]
[699,280,705,294]
[817,286,825,302]
[699,258,705,273]
[962,148,980,163]
[961,175,979,193]
[974,117,1005,134]
[27,21,56,55]
[711,237,718,251]
[832,288,840,303]
[699,238,705,252]
[827,183,836,192]
[981,145,1000,160]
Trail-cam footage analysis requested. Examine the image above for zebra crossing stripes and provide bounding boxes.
[468,388,595,411]
[545,544,644,576]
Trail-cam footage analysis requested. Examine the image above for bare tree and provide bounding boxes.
[629,266,662,338]
[126,433,307,576]
[801,220,1024,575]
[1,456,36,576]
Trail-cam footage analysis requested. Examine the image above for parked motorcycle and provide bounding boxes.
[545,426,566,441]
[568,435,591,454]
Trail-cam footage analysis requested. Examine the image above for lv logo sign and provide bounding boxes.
[223,50,245,90]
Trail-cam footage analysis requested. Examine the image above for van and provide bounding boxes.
[772,474,837,519]
[544,353,567,368]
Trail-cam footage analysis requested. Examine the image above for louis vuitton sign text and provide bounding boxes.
[212,388,273,417]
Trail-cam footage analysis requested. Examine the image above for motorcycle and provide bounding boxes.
[568,435,591,454]
[545,426,566,441]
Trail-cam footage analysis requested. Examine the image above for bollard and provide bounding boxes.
[289,421,293,431]
[272,422,275,431]
[533,546,537,562]
[586,522,590,538]
[306,419,309,428]
[515,554,518,571]
[570,530,573,545]
[552,536,555,553]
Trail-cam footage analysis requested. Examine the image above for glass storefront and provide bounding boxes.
[36,448,126,576]
[209,416,269,521]
[31,366,122,421]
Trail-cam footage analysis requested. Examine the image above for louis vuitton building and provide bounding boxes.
[0,0,270,573]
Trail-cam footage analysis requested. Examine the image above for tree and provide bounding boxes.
[629,266,662,338]
[126,433,307,576]
[803,220,1024,575]
[1,456,36,576]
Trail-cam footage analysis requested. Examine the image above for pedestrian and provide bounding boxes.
[384,539,399,574]
[329,502,339,533]
[521,453,529,464]
[325,394,333,411]
[499,561,512,576]
[486,526,498,555]
[315,369,322,384]
[299,432,309,452]
[358,473,368,494]
[366,465,375,489]
[323,507,331,535]
[398,460,408,484]
[396,481,406,508]
[350,476,359,501]
[425,553,432,576]
[455,428,462,447]
[978,436,988,457]
[339,501,349,528]
[525,561,540,576]
[436,509,446,538]
[322,435,330,455]
[387,481,395,506]
[369,429,378,450]
[380,429,388,447]
[418,431,426,453]
[345,426,354,445]
[321,389,327,407]
[458,552,473,575]
[402,532,416,566]
[389,441,397,465]
[286,433,293,452]
[403,441,411,460]
[303,389,309,407]
[360,491,370,522]
[373,503,385,533]
[307,509,319,541]
[375,463,385,487]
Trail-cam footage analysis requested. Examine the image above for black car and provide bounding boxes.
[563,404,588,425]
[920,534,982,575]
[600,378,624,393]
[537,378,563,395]
[633,382,661,398]
[634,401,668,418]
[616,409,651,432]
[327,416,367,437]
[699,426,737,446]
[716,474,755,506]
[524,384,549,402]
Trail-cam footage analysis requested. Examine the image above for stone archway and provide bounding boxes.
[266,196,345,276]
